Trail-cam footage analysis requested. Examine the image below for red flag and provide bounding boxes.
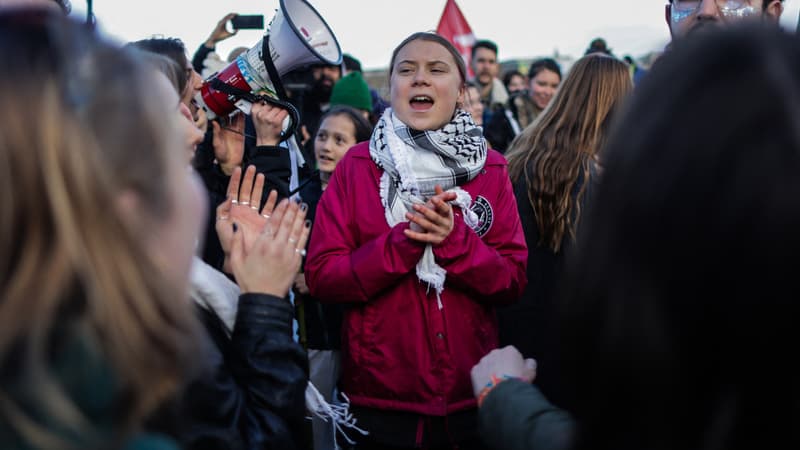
[436,0,476,78]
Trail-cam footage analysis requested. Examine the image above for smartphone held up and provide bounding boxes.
[230,14,264,30]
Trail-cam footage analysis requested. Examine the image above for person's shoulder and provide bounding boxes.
[485,148,509,168]
[336,141,373,168]
[347,141,372,159]
[492,77,510,98]
[330,141,374,179]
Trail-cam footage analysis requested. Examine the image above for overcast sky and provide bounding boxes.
[70,0,800,69]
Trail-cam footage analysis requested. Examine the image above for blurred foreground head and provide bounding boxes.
[0,0,69,13]
[666,0,784,38]
[560,24,800,450]
[0,9,201,448]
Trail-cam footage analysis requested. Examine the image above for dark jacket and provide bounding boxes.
[172,294,309,450]
[479,380,575,450]
[484,105,518,154]
[497,166,594,407]
[194,137,292,270]
[484,93,542,153]
[296,174,343,351]
[192,44,215,74]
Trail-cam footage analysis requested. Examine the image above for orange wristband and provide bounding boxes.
[477,373,516,407]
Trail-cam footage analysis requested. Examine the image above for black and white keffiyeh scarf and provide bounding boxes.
[369,108,487,306]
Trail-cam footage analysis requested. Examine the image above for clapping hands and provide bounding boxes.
[216,165,310,297]
[404,185,458,245]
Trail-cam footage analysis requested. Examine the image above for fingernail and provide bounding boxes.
[304,220,312,228]
[300,203,308,212]
[232,223,238,233]
[293,196,302,204]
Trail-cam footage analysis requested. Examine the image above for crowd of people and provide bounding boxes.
[1,0,798,450]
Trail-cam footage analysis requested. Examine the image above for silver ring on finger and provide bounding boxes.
[250,205,259,210]
[295,248,307,257]
[262,213,271,219]
[240,201,250,206]
[288,237,298,244]
[231,199,239,205]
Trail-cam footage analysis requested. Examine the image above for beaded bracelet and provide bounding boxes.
[477,373,517,407]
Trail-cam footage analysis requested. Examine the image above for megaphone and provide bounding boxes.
[196,0,342,141]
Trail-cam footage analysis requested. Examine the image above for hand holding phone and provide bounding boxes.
[205,13,238,47]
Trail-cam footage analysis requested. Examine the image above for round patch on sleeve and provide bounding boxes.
[469,195,494,237]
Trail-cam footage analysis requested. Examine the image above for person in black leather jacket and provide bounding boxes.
[141,49,311,448]
[175,181,311,450]
[183,101,309,449]
[149,169,311,449]
[183,270,309,450]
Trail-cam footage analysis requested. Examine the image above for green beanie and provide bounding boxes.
[329,72,373,112]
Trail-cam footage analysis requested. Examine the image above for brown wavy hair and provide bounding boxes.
[506,54,631,252]
[0,11,198,448]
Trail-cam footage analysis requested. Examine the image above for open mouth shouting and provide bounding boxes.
[410,95,434,111]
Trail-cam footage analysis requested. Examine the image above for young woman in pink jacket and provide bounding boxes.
[305,32,528,449]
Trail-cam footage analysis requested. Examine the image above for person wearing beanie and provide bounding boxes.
[329,71,373,120]
[341,53,390,119]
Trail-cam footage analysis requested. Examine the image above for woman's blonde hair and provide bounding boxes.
[506,54,632,252]
[0,11,197,448]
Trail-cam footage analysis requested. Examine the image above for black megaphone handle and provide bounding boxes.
[208,79,299,143]
[260,34,299,143]
[254,94,300,143]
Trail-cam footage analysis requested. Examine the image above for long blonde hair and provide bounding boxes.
[0,11,197,448]
[506,55,632,252]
